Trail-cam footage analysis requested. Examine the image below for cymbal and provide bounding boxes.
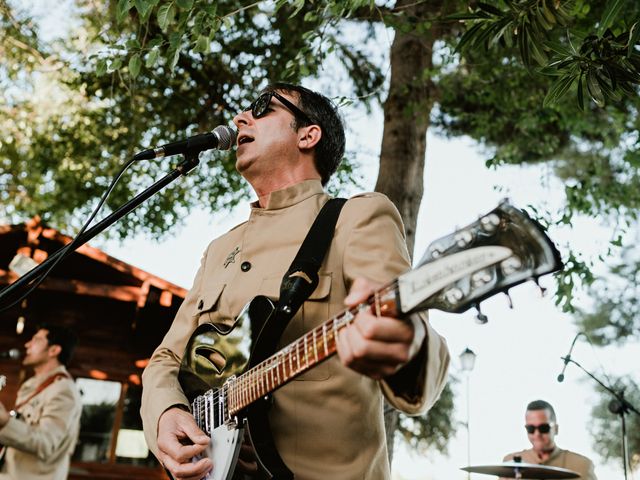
[461,462,580,479]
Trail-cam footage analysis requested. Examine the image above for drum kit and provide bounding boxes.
[461,457,579,479]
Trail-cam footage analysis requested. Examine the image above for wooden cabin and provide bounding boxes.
[0,217,186,479]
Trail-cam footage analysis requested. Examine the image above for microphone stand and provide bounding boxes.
[562,356,640,480]
[0,152,202,307]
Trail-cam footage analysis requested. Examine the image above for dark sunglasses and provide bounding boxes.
[244,91,313,125]
[525,423,552,434]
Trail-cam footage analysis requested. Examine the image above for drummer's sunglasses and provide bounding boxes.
[245,91,314,125]
[525,423,552,434]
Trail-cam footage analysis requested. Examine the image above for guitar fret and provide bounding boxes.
[312,328,318,362]
[322,323,328,356]
[303,335,308,367]
[252,369,257,400]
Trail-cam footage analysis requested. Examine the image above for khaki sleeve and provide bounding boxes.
[140,247,209,457]
[0,379,80,461]
[340,193,450,415]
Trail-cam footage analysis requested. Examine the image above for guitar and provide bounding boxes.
[178,200,562,480]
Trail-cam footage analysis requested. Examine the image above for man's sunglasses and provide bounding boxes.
[244,91,314,125]
[525,423,553,434]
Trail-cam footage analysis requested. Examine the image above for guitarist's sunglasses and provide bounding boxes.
[524,423,553,434]
[244,91,314,126]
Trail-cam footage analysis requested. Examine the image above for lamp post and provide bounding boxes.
[459,347,477,480]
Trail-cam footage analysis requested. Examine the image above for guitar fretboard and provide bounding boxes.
[226,284,398,415]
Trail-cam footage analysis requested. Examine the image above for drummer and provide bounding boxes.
[502,400,597,480]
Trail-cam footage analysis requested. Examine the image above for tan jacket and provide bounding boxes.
[0,365,82,480]
[141,180,450,479]
[504,447,598,480]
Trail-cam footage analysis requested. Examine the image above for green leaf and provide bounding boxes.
[529,37,548,66]
[193,35,210,54]
[95,58,108,77]
[586,70,605,107]
[134,0,154,20]
[175,0,193,9]
[543,73,576,107]
[116,0,133,23]
[597,0,623,35]
[628,22,640,58]
[476,2,503,17]
[109,57,123,72]
[157,3,176,32]
[145,48,159,68]
[128,54,142,78]
[289,0,305,19]
[577,73,585,110]
[126,38,141,49]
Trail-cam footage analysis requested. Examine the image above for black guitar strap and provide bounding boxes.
[275,197,347,324]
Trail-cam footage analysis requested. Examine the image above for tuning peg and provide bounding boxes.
[479,213,501,233]
[473,303,488,324]
[533,277,547,297]
[504,290,514,309]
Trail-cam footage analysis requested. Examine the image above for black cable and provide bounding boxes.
[0,158,137,313]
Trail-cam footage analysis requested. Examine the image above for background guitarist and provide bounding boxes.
[141,83,451,480]
[0,324,81,480]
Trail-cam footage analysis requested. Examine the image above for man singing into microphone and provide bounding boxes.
[503,400,598,480]
[140,83,450,479]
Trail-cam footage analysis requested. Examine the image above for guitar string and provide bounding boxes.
[190,281,398,422]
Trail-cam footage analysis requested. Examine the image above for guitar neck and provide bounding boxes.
[226,283,399,415]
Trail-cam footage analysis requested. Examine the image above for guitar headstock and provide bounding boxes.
[398,200,562,317]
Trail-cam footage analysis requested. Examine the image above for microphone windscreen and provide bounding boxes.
[214,125,237,150]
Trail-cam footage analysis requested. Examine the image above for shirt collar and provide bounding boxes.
[250,179,325,210]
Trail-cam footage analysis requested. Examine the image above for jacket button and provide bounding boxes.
[241,261,252,272]
[197,299,204,309]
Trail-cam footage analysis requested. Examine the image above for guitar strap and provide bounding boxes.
[13,372,71,412]
[275,197,347,326]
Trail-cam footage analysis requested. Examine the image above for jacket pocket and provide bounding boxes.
[258,273,333,381]
[194,283,226,326]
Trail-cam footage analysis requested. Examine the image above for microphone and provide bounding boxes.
[557,332,582,382]
[133,125,237,160]
[0,348,21,360]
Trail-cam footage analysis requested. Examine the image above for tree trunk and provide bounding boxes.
[375,0,446,466]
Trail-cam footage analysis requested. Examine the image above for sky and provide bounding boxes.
[18,1,639,478]
[100,103,639,480]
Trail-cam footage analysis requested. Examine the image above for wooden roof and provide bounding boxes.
[0,217,188,382]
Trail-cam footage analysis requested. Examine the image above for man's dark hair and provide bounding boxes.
[526,399,557,422]
[263,83,345,185]
[38,323,78,366]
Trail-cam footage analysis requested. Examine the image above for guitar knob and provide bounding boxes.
[480,213,501,233]
[501,256,523,275]
[443,287,464,304]
[454,230,474,248]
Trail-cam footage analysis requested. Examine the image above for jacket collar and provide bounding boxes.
[250,179,325,211]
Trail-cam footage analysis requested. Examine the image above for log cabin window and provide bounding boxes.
[73,377,159,467]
